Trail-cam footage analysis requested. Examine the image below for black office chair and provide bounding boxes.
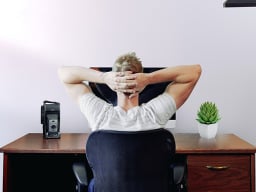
[72,128,186,192]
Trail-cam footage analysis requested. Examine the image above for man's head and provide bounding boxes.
[112,52,143,73]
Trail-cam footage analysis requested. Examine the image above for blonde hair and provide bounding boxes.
[112,52,143,73]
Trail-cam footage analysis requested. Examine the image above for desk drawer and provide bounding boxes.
[187,155,251,192]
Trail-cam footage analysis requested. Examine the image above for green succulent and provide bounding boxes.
[196,101,221,124]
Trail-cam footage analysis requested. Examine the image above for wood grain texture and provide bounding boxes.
[187,155,251,192]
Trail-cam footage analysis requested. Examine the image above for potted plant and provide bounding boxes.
[196,101,221,139]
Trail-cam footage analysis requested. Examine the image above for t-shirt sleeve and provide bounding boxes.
[79,93,112,131]
[143,93,176,125]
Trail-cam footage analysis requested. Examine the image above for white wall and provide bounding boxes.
[1,0,256,191]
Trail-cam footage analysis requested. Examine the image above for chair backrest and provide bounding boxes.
[86,128,176,192]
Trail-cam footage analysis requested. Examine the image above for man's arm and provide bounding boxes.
[129,65,202,109]
[58,66,136,102]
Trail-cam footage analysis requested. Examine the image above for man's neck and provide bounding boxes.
[117,92,139,111]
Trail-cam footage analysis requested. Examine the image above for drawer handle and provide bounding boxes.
[206,165,229,171]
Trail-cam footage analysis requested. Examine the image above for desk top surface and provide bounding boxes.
[1,133,256,154]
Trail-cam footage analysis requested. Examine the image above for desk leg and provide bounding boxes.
[251,154,255,192]
[3,153,10,192]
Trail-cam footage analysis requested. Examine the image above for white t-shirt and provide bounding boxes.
[79,92,176,131]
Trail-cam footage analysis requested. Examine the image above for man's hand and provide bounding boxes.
[115,72,150,98]
[102,71,150,98]
[102,71,137,93]
[131,73,149,92]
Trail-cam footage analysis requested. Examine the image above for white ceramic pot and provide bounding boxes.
[198,123,218,139]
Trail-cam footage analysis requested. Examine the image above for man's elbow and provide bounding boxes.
[193,64,202,81]
[58,66,73,84]
[57,67,66,83]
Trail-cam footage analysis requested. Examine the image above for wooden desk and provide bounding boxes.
[1,133,255,192]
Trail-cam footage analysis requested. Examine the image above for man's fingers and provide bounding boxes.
[116,71,133,77]
[122,89,136,94]
[116,83,136,89]
[115,75,136,83]
[125,75,136,80]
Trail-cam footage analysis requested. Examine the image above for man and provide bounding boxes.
[58,52,201,131]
